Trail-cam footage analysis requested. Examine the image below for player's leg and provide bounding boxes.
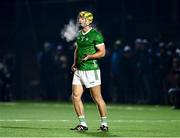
[90,85,107,116]
[71,84,88,130]
[89,85,108,131]
[72,84,84,117]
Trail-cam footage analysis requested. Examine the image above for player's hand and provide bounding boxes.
[71,64,77,72]
[82,55,90,61]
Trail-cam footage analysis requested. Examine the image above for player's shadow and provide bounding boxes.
[79,131,120,137]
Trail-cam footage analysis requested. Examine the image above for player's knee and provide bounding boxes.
[72,93,81,102]
[93,96,104,104]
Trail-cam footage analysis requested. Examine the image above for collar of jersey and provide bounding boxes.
[81,27,92,35]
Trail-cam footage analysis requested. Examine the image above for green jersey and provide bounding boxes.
[76,28,104,70]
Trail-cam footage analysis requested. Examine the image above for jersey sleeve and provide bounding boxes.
[94,32,104,47]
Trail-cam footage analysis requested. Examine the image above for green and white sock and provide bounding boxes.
[78,116,87,127]
[101,116,107,126]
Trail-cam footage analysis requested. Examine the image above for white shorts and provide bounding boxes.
[72,69,101,88]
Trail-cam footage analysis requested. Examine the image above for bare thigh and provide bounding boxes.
[72,85,84,101]
[89,85,103,103]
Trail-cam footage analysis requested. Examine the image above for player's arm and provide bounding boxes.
[74,46,78,65]
[71,46,78,72]
[82,44,106,61]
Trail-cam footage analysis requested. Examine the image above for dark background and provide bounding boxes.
[0,0,180,104]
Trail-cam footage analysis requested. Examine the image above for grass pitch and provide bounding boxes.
[0,102,180,137]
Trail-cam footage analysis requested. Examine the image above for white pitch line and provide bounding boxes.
[0,119,180,123]
[1,137,180,138]
[3,137,180,138]
[110,120,180,123]
[0,119,69,122]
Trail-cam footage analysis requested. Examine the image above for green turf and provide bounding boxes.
[0,102,180,137]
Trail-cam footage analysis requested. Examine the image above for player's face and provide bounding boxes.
[78,17,87,28]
